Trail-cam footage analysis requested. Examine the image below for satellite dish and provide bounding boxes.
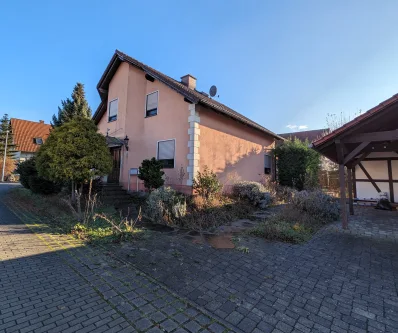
[209,85,217,97]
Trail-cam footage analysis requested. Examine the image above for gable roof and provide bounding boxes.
[311,93,398,163]
[10,118,51,153]
[94,50,284,140]
[279,129,328,142]
[312,93,398,149]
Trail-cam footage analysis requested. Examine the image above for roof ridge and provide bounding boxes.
[11,118,50,125]
[96,50,284,140]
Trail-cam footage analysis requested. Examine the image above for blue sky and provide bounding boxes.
[1,0,398,134]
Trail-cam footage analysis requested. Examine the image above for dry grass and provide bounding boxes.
[248,205,330,244]
[177,195,255,231]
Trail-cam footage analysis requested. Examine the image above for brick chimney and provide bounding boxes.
[181,74,196,90]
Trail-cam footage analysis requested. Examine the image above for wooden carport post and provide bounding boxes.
[336,140,348,229]
[347,168,354,215]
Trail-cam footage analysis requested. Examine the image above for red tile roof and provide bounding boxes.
[312,93,398,148]
[94,50,285,141]
[10,118,51,153]
[279,129,328,142]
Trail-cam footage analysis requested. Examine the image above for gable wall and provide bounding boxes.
[197,105,275,187]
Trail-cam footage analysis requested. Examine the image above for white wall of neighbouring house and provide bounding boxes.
[355,152,398,202]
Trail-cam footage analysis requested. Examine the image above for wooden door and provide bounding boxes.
[108,148,121,183]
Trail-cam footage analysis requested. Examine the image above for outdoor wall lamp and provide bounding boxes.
[124,135,129,151]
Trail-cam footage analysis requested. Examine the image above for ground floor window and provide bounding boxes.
[264,153,272,174]
[157,139,175,168]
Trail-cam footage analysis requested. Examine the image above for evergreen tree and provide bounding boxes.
[52,83,92,127]
[36,117,112,201]
[0,114,16,158]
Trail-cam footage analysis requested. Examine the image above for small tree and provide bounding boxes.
[52,83,92,127]
[138,158,165,191]
[36,118,112,214]
[193,166,222,199]
[0,114,16,158]
[274,139,321,191]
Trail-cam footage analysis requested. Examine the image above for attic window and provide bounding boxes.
[108,99,118,122]
[146,91,158,117]
[34,137,43,145]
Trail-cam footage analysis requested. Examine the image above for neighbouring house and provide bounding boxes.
[312,94,398,227]
[10,118,51,162]
[93,50,284,193]
[279,129,328,142]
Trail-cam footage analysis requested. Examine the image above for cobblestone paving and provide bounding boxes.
[0,184,235,333]
[108,207,398,333]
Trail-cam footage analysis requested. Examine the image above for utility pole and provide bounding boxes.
[1,130,9,182]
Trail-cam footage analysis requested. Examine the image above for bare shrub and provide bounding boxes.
[232,181,272,208]
[145,186,187,225]
[291,189,340,222]
[193,166,222,200]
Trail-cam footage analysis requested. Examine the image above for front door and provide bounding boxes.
[108,148,121,183]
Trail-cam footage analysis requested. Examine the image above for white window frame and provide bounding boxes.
[145,90,159,118]
[156,139,176,169]
[108,98,118,122]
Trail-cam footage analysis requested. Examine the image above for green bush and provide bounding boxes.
[138,158,165,191]
[232,181,272,208]
[16,158,36,189]
[28,174,62,195]
[291,189,340,222]
[274,139,321,190]
[16,157,61,194]
[193,166,222,199]
[146,186,186,225]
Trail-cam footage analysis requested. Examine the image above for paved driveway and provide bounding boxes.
[0,184,234,333]
[109,207,398,333]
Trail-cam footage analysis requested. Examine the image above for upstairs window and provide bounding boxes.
[146,91,158,117]
[157,139,175,169]
[264,153,272,174]
[33,137,43,145]
[108,99,118,122]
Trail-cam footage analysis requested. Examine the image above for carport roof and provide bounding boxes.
[312,93,398,164]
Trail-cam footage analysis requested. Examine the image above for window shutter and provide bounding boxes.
[146,92,158,111]
[158,140,175,160]
[109,99,118,118]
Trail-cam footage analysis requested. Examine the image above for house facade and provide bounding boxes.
[10,118,51,162]
[93,50,283,193]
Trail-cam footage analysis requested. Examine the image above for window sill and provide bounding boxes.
[145,114,158,118]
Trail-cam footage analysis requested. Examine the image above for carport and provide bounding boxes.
[312,94,398,228]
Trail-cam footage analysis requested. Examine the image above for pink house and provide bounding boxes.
[93,50,283,194]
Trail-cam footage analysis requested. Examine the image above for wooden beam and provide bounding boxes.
[339,164,348,229]
[336,140,348,228]
[356,179,398,183]
[388,160,394,203]
[352,167,357,198]
[362,141,398,153]
[358,162,381,192]
[343,142,370,165]
[343,129,398,143]
[347,168,354,215]
[350,152,371,168]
